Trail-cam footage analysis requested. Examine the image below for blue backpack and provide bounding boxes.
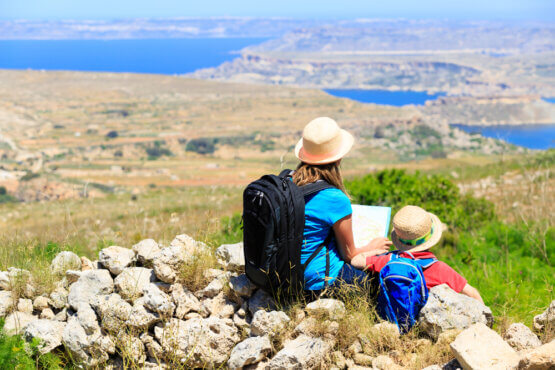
[377,251,437,333]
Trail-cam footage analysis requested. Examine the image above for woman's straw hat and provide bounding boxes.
[391,205,443,253]
[295,117,354,165]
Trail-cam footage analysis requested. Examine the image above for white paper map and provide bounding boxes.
[352,205,392,248]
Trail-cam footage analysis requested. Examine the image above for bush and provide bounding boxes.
[186,138,216,155]
[145,142,172,160]
[345,169,495,232]
[105,131,119,139]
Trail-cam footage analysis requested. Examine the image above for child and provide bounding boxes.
[351,205,483,303]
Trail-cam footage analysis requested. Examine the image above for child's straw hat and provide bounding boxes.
[295,117,354,165]
[391,205,443,253]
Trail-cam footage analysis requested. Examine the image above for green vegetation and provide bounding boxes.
[0,186,17,204]
[346,169,553,324]
[186,138,216,155]
[144,141,173,160]
[0,320,62,369]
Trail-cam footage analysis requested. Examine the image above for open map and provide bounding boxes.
[352,205,392,248]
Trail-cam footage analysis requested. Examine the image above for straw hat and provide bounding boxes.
[295,117,354,165]
[391,205,443,253]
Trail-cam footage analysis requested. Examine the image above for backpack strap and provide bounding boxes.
[300,181,334,198]
[301,231,334,288]
[414,258,438,270]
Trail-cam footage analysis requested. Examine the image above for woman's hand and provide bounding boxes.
[366,237,393,252]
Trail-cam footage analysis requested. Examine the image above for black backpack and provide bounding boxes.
[242,169,334,298]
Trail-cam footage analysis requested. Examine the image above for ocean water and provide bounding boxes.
[452,124,555,150]
[323,88,445,106]
[0,38,267,74]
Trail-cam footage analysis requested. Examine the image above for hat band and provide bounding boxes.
[300,144,341,162]
[399,226,434,246]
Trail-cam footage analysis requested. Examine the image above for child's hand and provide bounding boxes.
[367,237,392,252]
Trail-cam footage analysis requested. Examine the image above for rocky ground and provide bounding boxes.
[0,234,553,369]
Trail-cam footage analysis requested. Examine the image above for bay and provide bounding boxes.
[323,88,445,106]
[0,38,267,74]
[452,124,555,150]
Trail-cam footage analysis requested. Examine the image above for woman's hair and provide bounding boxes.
[292,161,348,195]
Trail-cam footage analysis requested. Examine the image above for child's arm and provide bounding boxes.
[350,250,385,270]
[461,283,484,304]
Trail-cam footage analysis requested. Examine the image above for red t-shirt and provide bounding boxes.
[365,251,467,293]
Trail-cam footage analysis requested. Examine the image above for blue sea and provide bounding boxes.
[323,88,445,106]
[452,124,555,150]
[0,38,267,74]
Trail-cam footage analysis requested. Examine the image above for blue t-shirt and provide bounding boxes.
[302,188,352,290]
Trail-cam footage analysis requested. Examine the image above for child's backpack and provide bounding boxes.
[377,251,437,333]
[242,169,334,298]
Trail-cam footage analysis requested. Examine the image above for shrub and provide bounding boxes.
[20,172,39,182]
[346,169,495,232]
[186,138,216,155]
[145,142,172,160]
[105,131,119,139]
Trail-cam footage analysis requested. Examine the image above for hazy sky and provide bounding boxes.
[1,0,554,21]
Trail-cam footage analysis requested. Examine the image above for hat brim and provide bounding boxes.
[294,129,354,165]
[391,213,443,253]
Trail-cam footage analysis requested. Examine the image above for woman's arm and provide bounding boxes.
[333,214,392,263]
[461,283,484,304]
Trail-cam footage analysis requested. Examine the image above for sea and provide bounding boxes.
[0,39,553,150]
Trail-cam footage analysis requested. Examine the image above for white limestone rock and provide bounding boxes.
[132,239,161,265]
[306,298,346,320]
[126,299,160,329]
[91,293,133,333]
[268,334,331,369]
[503,323,542,351]
[68,269,114,311]
[151,234,207,283]
[229,274,256,297]
[17,298,33,314]
[419,284,493,340]
[533,299,555,336]
[33,296,50,311]
[3,312,37,335]
[215,242,245,271]
[51,251,82,275]
[154,317,240,367]
[248,289,276,316]
[98,246,135,275]
[228,335,272,369]
[251,310,290,337]
[114,267,156,301]
[170,283,202,319]
[142,283,175,316]
[517,339,555,370]
[0,291,14,317]
[24,319,66,353]
[450,323,519,370]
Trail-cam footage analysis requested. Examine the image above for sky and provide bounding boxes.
[1,0,554,21]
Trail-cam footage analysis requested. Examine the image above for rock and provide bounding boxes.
[113,333,146,366]
[126,299,160,329]
[294,317,339,337]
[215,242,245,271]
[0,271,9,290]
[306,298,346,320]
[33,296,50,311]
[0,291,14,317]
[132,239,161,265]
[233,308,251,331]
[65,270,82,284]
[450,323,519,370]
[68,269,114,311]
[62,315,109,367]
[3,312,37,335]
[248,289,276,316]
[504,323,542,351]
[228,335,272,369]
[354,353,374,366]
[373,355,402,370]
[91,294,133,333]
[114,267,156,301]
[49,287,68,309]
[80,256,95,271]
[422,365,442,370]
[142,283,175,316]
[98,246,135,275]
[76,305,101,335]
[51,251,82,275]
[152,235,206,283]
[170,283,202,319]
[533,300,555,336]
[419,284,493,339]
[54,308,67,322]
[372,321,400,338]
[154,317,240,367]
[197,277,224,298]
[204,268,227,280]
[251,310,290,336]
[7,268,35,298]
[268,334,331,369]
[332,350,347,369]
[17,298,33,314]
[40,308,55,320]
[517,340,555,370]
[23,319,66,353]
[202,292,237,318]
[229,274,256,297]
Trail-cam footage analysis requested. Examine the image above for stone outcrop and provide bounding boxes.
[0,235,550,369]
[534,299,555,337]
[215,242,245,271]
[419,284,493,339]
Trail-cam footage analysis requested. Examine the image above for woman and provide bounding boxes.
[293,117,391,293]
